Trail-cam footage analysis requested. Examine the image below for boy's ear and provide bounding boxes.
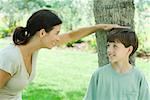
[128,46,133,55]
[39,29,46,38]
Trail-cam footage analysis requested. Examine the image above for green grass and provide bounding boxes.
[0,38,150,100]
[22,48,98,100]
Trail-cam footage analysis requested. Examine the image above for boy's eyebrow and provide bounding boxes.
[107,41,115,43]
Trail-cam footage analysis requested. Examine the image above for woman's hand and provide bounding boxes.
[0,70,11,89]
[100,24,130,30]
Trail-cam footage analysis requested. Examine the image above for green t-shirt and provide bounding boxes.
[84,64,150,100]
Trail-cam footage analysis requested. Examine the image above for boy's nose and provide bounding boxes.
[107,47,113,54]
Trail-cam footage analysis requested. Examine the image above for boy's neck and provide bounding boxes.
[111,60,133,74]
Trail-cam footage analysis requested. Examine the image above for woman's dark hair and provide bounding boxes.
[13,9,62,45]
[107,28,138,56]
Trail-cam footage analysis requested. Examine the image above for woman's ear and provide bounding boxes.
[39,29,46,38]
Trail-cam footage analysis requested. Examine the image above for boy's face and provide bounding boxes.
[107,41,131,63]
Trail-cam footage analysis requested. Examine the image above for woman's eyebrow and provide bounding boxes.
[57,31,60,34]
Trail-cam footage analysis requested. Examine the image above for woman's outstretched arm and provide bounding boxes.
[57,24,129,45]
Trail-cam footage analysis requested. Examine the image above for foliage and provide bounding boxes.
[0,0,94,47]
[0,27,12,38]
[134,1,150,55]
[0,0,46,34]
[136,32,150,57]
[0,0,93,36]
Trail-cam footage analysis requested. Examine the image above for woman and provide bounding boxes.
[0,9,126,99]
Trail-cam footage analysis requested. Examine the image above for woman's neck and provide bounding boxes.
[18,40,41,56]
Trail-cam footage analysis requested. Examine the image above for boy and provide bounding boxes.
[84,28,150,100]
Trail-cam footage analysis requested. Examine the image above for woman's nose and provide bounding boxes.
[56,36,60,41]
[54,36,60,44]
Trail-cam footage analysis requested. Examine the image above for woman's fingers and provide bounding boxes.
[104,24,131,30]
[114,25,131,29]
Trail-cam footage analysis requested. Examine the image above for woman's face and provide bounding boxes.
[42,25,61,49]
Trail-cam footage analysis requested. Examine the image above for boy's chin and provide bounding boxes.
[109,59,117,64]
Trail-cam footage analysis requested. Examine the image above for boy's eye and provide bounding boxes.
[107,44,110,47]
[113,45,117,48]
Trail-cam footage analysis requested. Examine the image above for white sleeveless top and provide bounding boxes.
[0,44,38,100]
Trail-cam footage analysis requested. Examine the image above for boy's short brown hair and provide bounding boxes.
[107,28,138,56]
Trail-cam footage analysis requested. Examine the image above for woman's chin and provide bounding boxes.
[47,45,55,49]
[44,46,52,49]
[48,47,53,49]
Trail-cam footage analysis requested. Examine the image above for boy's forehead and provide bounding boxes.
[107,39,121,43]
[107,41,124,45]
[107,42,125,47]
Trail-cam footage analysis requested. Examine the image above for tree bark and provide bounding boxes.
[93,0,135,66]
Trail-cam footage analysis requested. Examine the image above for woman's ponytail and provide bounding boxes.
[13,27,30,45]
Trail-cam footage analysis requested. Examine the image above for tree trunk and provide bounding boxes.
[93,0,135,66]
